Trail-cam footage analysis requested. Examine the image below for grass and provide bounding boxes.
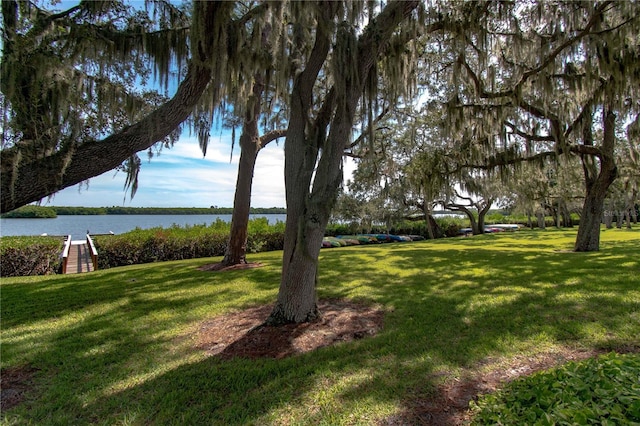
[1,227,639,424]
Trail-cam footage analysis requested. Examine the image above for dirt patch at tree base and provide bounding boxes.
[195,299,385,359]
[0,364,39,410]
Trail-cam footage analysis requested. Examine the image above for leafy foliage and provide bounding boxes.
[471,352,640,425]
[94,218,285,269]
[0,236,63,276]
[1,0,188,157]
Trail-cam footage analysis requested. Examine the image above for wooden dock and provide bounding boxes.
[65,242,94,274]
[62,235,98,274]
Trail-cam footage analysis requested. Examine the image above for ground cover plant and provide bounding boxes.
[470,352,640,424]
[1,227,638,424]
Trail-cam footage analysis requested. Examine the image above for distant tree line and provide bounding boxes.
[2,206,286,218]
[1,205,57,218]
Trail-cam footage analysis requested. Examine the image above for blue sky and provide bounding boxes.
[44,132,357,209]
[45,132,287,208]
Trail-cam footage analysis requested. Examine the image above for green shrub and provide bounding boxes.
[325,222,365,236]
[94,218,285,269]
[486,212,509,223]
[471,352,640,425]
[326,217,470,238]
[247,231,285,253]
[94,225,228,268]
[435,216,468,237]
[0,236,64,276]
[389,220,428,236]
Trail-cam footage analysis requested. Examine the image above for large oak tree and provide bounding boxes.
[0,0,229,212]
[440,0,639,251]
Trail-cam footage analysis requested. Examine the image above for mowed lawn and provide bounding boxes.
[1,227,639,424]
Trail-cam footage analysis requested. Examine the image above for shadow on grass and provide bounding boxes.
[1,229,639,424]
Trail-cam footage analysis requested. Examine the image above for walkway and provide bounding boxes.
[64,241,95,274]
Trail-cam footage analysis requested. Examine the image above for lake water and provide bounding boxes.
[0,214,287,240]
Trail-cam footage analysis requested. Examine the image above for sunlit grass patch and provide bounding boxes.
[1,227,639,424]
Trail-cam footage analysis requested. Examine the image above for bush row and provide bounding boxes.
[325,217,468,238]
[94,218,285,269]
[325,214,585,239]
[0,236,64,277]
[94,230,286,269]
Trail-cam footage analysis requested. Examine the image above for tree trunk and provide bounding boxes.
[477,199,493,234]
[629,192,639,225]
[445,203,479,234]
[616,209,623,228]
[428,215,444,238]
[267,0,420,324]
[537,206,546,229]
[222,135,259,266]
[266,4,334,324]
[220,129,286,266]
[270,95,348,323]
[548,202,560,228]
[465,210,480,234]
[221,69,264,267]
[423,204,436,240]
[624,208,631,229]
[604,207,614,228]
[574,108,618,252]
[576,182,613,250]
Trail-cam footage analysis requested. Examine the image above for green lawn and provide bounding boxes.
[1,227,639,424]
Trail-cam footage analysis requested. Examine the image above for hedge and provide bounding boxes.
[0,236,64,277]
[5,214,578,276]
[93,219,286,269]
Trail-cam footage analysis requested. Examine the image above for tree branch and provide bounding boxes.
[1,62,212,212]
[462,1,612,100]
[260,129,287,148]
[346,106,390,150]
[504,121,554,142]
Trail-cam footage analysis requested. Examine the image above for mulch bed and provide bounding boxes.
[194,299,385,360]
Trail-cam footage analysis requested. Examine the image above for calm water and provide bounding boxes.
[0,214,286,240]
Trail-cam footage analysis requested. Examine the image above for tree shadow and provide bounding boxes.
[1,230,638,423]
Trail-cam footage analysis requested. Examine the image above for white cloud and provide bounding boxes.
[145,135,240,165]
[45,133,286,208]
[44,132,355,209]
